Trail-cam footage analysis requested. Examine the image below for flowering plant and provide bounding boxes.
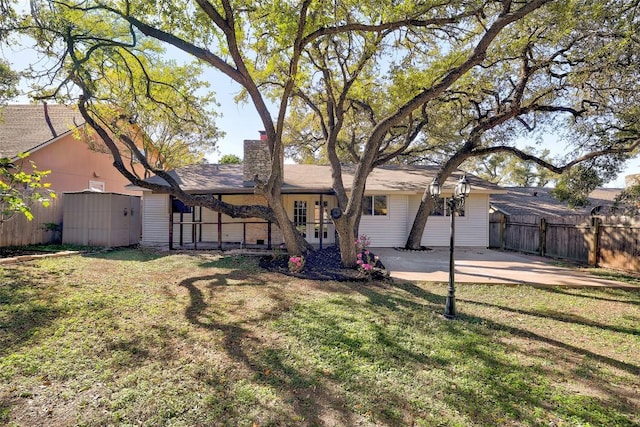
[354,234,378,278]
[273,242,287,259]
[288,255,305,273]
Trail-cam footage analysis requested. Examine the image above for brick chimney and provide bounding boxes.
[243,131,277,186]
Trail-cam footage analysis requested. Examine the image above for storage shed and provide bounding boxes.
[63,191,141,247]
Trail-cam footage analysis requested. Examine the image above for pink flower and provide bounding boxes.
[356,259,363,265]
[364,250,370,255]
[357,253,362,258]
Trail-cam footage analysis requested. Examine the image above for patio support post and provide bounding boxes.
[217,194,222,250]
[179,210,184,247]
[169,196,174,250]
[319,194,324,249]
[199,206,203,243]
[192,204,196,250]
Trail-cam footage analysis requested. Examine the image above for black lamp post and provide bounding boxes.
[429,174,471,319]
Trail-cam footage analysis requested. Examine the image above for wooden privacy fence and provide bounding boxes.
[0,196,63,247]
[490,212,640,273]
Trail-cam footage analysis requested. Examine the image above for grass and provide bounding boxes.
[588,268,640,286]
[1,248,638,426]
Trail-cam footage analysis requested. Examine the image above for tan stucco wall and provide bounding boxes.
[17,131,141,196]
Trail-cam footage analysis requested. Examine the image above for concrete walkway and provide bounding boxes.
[374,247,639,288]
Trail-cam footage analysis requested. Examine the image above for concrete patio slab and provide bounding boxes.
[373,247,639,288]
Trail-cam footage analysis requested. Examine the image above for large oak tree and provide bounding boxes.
[4,0,639,262]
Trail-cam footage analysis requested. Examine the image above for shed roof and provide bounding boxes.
[0,104,84,158]
[138,163,506,195]
[490,186,623,216]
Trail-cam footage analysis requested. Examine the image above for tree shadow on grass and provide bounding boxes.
[458,298,640,337]
[354,281,639,426]
[178,272,372,425]
[541,286,640,305]
[177,272,640,426]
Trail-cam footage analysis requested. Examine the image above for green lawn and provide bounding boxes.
[1,248,638,426]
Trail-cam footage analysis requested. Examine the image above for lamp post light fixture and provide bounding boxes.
[429,174,471,319]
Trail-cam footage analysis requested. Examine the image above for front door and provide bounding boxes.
[293,200,308,239]
[292,197,335,246]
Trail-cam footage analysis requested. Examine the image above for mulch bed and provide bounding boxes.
[260,246,388,282]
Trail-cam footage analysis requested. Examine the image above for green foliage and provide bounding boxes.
[613,184,640,216]
[0,59,19,104]
[218,154,241,164]
[14,3,222,172]
[0,154,55,223]
[550,166,604,208]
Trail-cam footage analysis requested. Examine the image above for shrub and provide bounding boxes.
[354,234,379,278]
[288,255,305,273]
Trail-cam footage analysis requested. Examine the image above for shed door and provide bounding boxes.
[129,197,142,245]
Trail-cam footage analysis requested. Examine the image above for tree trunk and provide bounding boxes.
[267,186,311,257]
[405,195,435,249]
[334,216,357,267]
[405,155,469,249]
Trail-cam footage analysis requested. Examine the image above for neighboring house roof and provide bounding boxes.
[490,186,623,216]
[138,163,506,195]
[0,104,84,158]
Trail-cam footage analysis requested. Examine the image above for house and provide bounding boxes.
[490,187,624,217]
[136,137,505,249]
[0,104,141,195]
[0,103,142,247]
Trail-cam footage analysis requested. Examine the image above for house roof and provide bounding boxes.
[0,104,84,158]
[138,163,506,195]
[490,186,623,216]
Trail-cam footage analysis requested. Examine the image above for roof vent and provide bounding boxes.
[532,191,538,197]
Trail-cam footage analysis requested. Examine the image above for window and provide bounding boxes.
[430,198,465,217]
[88,180,105,192]
[362,195,387,216]
[294,200,307,238]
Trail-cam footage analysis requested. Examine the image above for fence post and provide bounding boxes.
[588,216,601,266]
[500,213,506,250]
[539,217,547,256]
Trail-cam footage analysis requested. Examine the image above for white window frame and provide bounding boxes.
[362,195,388,216]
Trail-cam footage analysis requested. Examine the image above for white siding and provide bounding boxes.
[408,193,489,247]
[141,191,491,248]
[141,193,169,245]
[359,195,409,247]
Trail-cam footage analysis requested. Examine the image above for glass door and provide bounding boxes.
[293,200,308,238]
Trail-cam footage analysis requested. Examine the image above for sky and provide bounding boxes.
[2,15,638,188]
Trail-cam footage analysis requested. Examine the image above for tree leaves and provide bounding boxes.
[0,155,55,223]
